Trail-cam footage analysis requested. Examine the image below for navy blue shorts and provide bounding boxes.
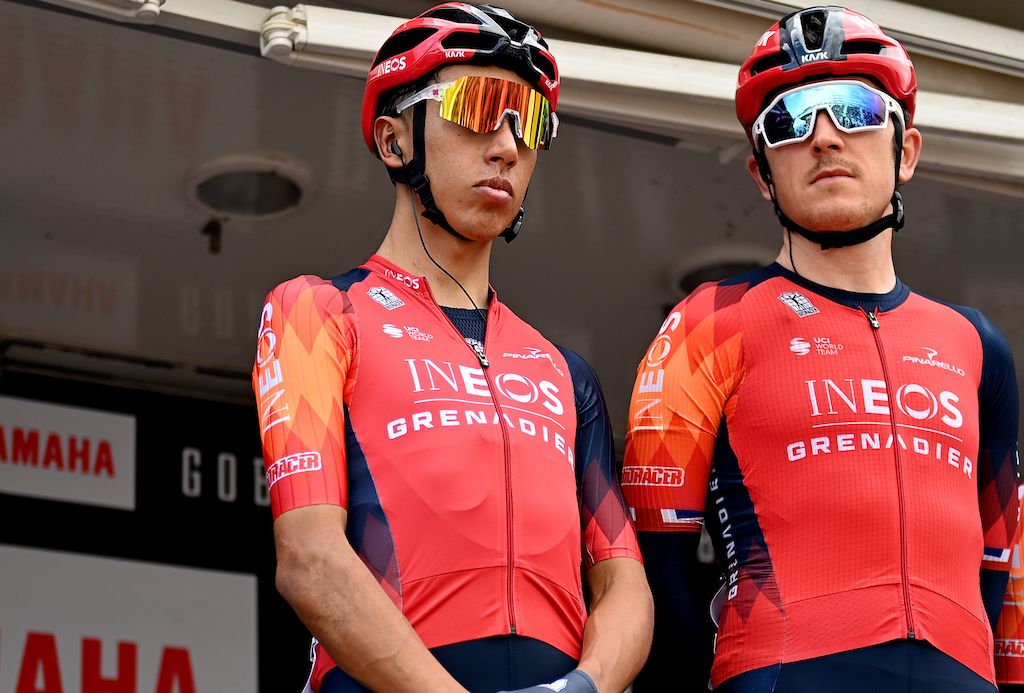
[715,639,995,693]
[319,635,576,692]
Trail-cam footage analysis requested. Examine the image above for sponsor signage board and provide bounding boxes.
[0,544,257,692]
[0,394,136,509]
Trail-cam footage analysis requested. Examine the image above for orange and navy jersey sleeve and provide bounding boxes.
[557,346,641,569]
[252,275,357,520]
[622,281,746,533]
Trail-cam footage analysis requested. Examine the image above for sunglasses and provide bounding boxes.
[394,75,558,150]
[752,80,904,149]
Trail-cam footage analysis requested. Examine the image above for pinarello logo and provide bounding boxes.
[789,337,811,356]
[382,324,403,339]
[266,452,322,488]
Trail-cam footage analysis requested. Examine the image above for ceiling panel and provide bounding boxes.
[2,0,1022,435]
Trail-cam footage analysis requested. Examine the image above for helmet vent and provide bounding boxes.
[529,46,556,81]
[489,13,531,42]
[800,10,827,51]
[424,8,483,25]
[842,40,884,56]
[750,52,790,77]
[440,31,502,52]
[373,28,438,68]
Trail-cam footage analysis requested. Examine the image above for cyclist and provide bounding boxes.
[252,4,651,692]
[622,6,1019,692]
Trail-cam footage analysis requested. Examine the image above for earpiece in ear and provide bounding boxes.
[390,141,403,159]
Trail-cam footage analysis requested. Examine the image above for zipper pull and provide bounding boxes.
[866,310,880,329]
[471,340,490,368]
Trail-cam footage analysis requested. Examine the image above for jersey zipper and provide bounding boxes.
[480,325,518,635]
[421,288,517,635]
[863,308,916,640]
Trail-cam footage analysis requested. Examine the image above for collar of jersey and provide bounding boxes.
[770,262,910,313]
[364,254,502,311]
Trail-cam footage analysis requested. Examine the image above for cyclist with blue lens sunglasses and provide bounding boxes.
[624,6,1020,693]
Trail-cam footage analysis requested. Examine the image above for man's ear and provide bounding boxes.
[898,127,923,184]
[374,115,408,169]
[747,154,772,202]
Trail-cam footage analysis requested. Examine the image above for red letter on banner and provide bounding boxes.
[16,631,64,693]
[154,647,196,693]
[82,638,137,693]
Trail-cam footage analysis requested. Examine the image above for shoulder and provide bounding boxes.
[913,293,1015,367]
[667,266,779,324]
[555,345,599,383]
[261,274,360,332]
[555,345,603,403]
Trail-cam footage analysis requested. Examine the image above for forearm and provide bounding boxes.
[576,557,654,693]
[275,511,465,693]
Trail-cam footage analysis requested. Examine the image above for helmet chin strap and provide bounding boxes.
[754,119,906,251]
[388,102,526,245]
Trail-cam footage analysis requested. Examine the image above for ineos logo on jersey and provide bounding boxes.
[632,310,681,432]
[383,269,421,290]
[645,335,673,367]
[256,301,290,435]
[902,347,966,376]
[404,359,564,416]
[790,337,811,356]
[805,378,963,428]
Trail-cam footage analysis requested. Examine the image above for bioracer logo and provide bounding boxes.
[266,452,322,488]
[621,466,684,487]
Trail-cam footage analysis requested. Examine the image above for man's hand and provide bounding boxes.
[498,669,598,693]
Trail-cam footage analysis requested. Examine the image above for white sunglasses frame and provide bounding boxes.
[392,78,559,147]
[752,79,904,149]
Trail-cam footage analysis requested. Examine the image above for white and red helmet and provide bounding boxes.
[361,3,559,155]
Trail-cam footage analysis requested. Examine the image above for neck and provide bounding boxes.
[778,227,897,294]
[376,188,493,308]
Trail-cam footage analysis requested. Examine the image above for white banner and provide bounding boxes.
[0,545,257,692]
[0,395,136,509]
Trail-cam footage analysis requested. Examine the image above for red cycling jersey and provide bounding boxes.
[623,264,1019,687]
[254,255,640,690]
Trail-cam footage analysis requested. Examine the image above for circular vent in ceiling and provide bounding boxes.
[185,153,315,221]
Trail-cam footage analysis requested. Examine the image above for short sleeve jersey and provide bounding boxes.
[254,256,640,689]
[622,264,1019,686]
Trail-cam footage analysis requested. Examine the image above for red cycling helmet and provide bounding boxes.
[361,2,559,156]
[736,6,917,143]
